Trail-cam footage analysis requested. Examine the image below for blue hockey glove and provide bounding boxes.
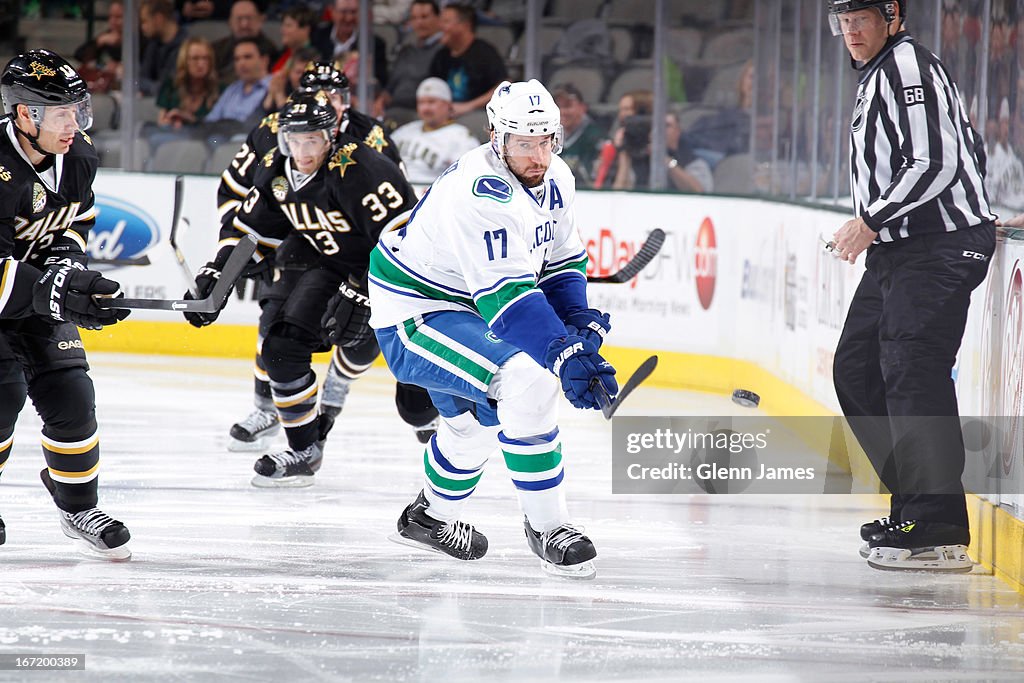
[564,308,611,350]
[544,335,618,410]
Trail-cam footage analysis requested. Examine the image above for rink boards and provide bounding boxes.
[80,170,1024,591]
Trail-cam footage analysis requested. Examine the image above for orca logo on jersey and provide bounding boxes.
[88,195,161,263]
[473,175,512,203]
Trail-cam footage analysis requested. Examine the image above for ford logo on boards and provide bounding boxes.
[87,195,161,265]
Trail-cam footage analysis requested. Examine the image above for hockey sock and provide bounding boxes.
[0,427,12,480]
[500,427,569,533]
[41,426,100,512]
[270,371,320,450]
[253,347,273,411]
[421,413,494,522]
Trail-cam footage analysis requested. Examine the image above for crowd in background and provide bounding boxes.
[13,0,1024,211]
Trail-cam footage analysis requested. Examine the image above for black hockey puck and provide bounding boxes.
[731,389,761,408]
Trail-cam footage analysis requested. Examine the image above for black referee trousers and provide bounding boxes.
[833,224,995,529]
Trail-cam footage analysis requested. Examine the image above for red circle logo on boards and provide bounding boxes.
[695,217,717,310]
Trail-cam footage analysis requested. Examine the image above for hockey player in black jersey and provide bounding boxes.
[189,92,419,487]
[0,49,131,559]
[214,61,437,453]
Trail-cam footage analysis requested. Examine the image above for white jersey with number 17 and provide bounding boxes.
[368,143,587,331]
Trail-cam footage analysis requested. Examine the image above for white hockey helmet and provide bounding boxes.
[486,79,563,160]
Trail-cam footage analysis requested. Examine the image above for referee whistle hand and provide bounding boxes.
[832,217,876,265]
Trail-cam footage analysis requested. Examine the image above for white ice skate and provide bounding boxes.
[229,408,281,452]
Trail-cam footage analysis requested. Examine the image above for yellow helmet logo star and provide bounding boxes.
[28,61,57,80]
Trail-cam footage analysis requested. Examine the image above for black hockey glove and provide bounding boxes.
[321,276,372,348]
[32,263,131,330]
[183,261,223,328]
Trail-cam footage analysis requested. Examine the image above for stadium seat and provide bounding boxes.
[205,141,242,175]
[543,0,604,26]
[186,20,229,42]
[477,25,517,59]
[88,92,118,133]
[457,108,490,141]
[608,27,633,63]
[701,62,746,107]
[712,153,753,194]
[605,66,654,104]
[545,65,605,106]
[701,28,755,66]
[148,139,210,174]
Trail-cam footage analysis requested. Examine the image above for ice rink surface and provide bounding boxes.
[1,353,1022,682]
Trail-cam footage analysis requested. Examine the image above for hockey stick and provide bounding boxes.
[591,355,659,419]
[97,234,258,312]
[586,228,666,284]
[169,174,199,299]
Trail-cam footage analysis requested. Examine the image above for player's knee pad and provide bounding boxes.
[261,323,318,383]
[0,366,28,429]
[28,368,97,437]
[435,411,498,469]
[337,333,380,369]
[492,353,559,437]
[395,382,438,427]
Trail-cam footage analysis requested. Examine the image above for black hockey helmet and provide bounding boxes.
[276,90,338,158]
[298,61,350,106]
[827,0,904,35]
[1,49,92,129]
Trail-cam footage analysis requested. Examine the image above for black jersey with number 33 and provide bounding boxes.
[0,118,98,319]
[230,132,416,278]
[217,108,404,233]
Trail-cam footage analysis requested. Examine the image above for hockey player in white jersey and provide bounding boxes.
[367,80,618,578]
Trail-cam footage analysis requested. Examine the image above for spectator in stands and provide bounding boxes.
[74,0,124,93]
[313,0,389,87]
[428,3,507,117]
[213,1,278,85]
[552,83,603,187]
[178,0,233,20]
[592,90,653,189]
[374,0,414,24]
[204,37,272,128]
[156,37,222,130]
[271,4,316,73]
[685,60,754,170]
[140,0,188,97]
[987,97,1024,208]
[611,111,713,194]
[263,46,321,112]
[377,0,444,113]
[391,77,479,184]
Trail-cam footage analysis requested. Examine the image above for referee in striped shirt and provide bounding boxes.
[826,0,996,572]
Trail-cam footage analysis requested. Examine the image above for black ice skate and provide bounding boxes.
[524,518,597,579]
[251,441,323,488]
[389,490,488,561]
[866,520,972,573]
[859,516,895,558]
[40,469,131,561]
[0,513,5,546]
[229,408,281,452]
